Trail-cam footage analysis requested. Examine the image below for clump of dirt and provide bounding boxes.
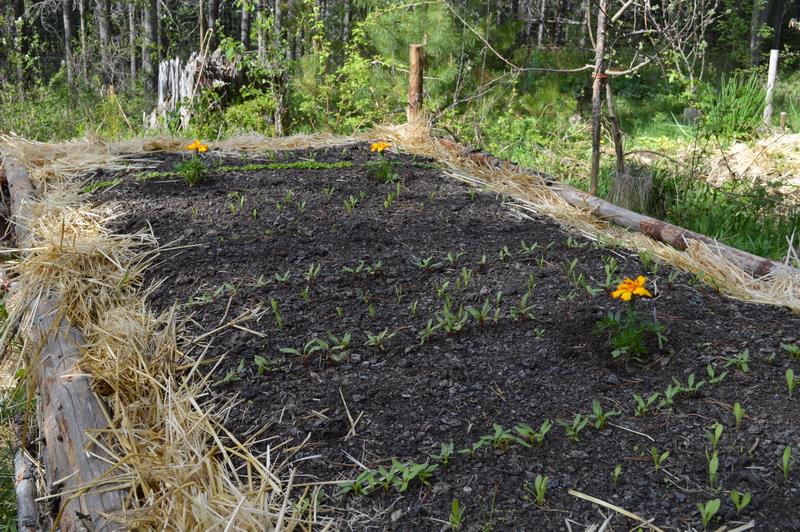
[89,144,800,530]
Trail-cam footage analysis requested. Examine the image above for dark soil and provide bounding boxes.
[90,144,800,531]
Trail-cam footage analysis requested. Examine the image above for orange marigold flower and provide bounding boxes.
[611,275,652,301]
[187,140,209,153]
[370,141,391,153]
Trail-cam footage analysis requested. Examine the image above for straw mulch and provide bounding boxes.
[1,123,798,527]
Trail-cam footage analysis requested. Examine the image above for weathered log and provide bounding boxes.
[437,138,794,278]
[3,156,125,530]
[14,450,38,532]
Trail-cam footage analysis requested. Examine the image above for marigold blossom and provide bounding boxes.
[187,140,209,153]
[370,141,391,153]
[612,275,652,302]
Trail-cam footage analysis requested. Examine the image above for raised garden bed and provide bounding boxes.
[88,143,800,530]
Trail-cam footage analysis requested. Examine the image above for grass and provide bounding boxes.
[81,178,123,194]
[216,161,354,172]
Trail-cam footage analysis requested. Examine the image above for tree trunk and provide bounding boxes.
[343,0,351,43]
[142,0,157,89]
[241,0,251,48]
[12,0,27,84]
[589,0,608,196]
[274,0,283,47]
[207,0,219,49]
[579,0,588,49]
[62,0,74,85]
[129,1,136,79]
[750,0,767,65]
[78,0,87,75]
[537,0,546,48]
[606,82,625,179]
[95,0,111,80]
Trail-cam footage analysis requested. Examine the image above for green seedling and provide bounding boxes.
[650,447,669,471]
[591,400,621,429]
[707,451,719,489]
[365,328,395,350]
[445,251,465,264]
[706,364,729,385]
[476,254,488,272]
[611,464,622,483]
[408,299,419,317]
[221,359,246,383]
[781,342,800,358]
[435,281,451,299]
[782,446,793,482]
[523,475,548,506]
[787,368,796,398]
[383,190,397,209]
[300,286,311,302]
[705,423,724,452]
[418,319,440,345]
[81,178,122,194]
[697,498,720,530]
[253,354,282,375]
[415,256,442,272]
[514,419,552,447]
[499,246,512,262]
[274,270,291,283]
[344,195,358,213]
[724,349,750,373]
[431,442,455,466]
[730,490,751,513]
[435,302,468,336]
[466,299,493,328]
[601,256,619,288]
[526,272,537,293]
[633,392,660,416]
[323,185,335,201]
[483,423,528,451]
[327,332,352,362]
[394,285,404,303]
[558,414,589,442]
[509,290,536,321]
[733,402,744,429]
[468,188,477,201]
[566,236,587,249]
[335,306,344,319]
[457,267,473,290]
[305,263,321,284]
[659,383,681,409]
[518,240,540,257]
[296,199,306,212]
[449,498,464,531]
[270,297,283,329]
[279,338,329,366]
[673,373,705,396]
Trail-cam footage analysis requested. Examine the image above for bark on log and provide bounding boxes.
[14,450,38,532]
[437,138,793,278]
[3,156,125,530]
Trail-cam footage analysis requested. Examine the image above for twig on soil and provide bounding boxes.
[725,521,756,532]
[567,489,663,532]
[608,422,654,442]
[191,306,263,343]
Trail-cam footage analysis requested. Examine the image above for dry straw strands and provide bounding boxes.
[1,141,334,529]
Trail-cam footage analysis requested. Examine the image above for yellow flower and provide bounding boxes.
[370,141,391,153]
[187,140,209,153]
[611,275,652,302]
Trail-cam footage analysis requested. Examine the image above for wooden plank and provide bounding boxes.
[407,44,424,124]
[2,156,125,531]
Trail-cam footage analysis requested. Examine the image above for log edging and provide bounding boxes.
[437,138,795,278]
[2,155,124,531]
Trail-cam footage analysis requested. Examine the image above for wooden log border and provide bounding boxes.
[2,155,124,531]
[437,138,795,278]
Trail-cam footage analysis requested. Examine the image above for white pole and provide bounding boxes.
[764,49,779,123]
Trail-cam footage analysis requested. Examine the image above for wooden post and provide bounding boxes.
[407,44,424,125]
[763,49,779,123]
[780,112,787,132]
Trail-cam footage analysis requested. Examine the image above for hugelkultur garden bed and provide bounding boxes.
[86,142,800,530]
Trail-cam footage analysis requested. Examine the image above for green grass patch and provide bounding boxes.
[216,161,354,173]
[136,171,176,182]
[81,178,122,194]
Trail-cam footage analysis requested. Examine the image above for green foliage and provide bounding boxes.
[175,155,208,186]
[699,72,766,139]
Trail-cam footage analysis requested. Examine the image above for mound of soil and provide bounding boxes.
[91,144,800,531]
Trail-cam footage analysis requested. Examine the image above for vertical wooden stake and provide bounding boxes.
[407,44,424,125]
[780,112,787,132]
[763,49,779,123]
[589,0,608,196]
